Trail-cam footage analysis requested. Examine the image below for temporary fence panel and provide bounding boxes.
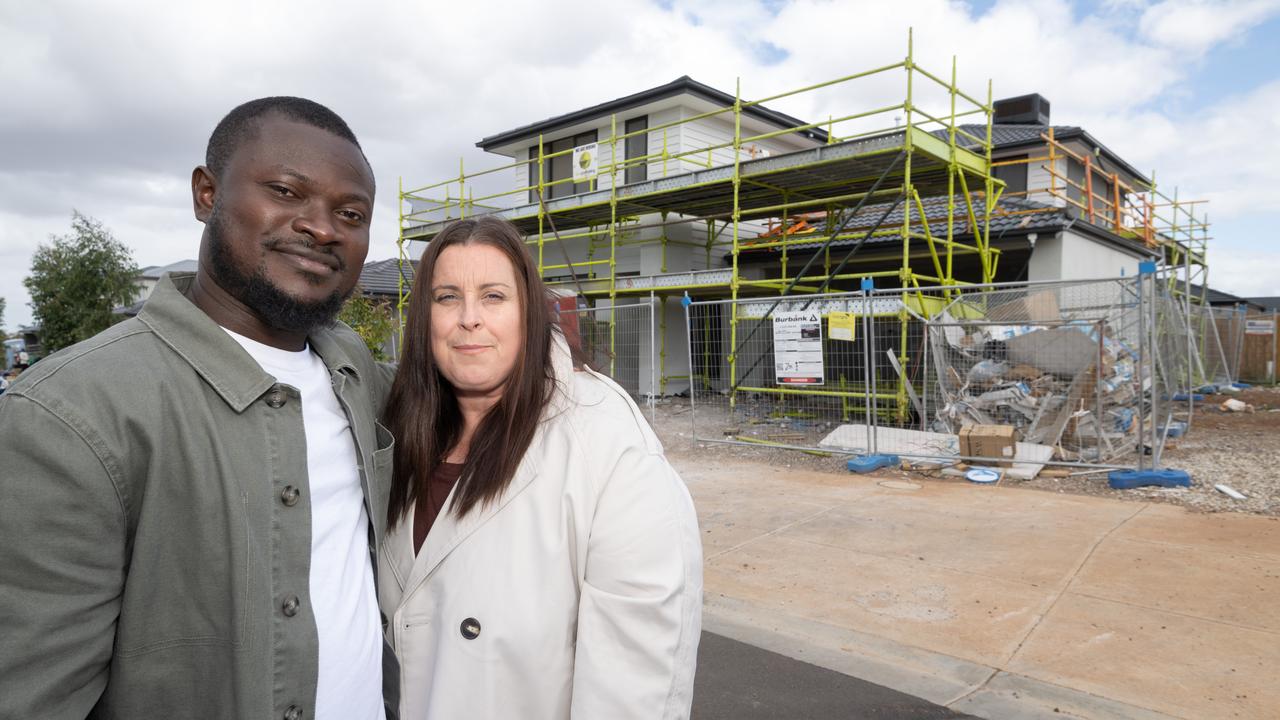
[1188,303,1233,388]
[685,275,1162,473]
[562,299,657,423]
[923,277,1156,471]
[1211,306,1246,383]
[1152,288,1198,433]
[685,291,883,453]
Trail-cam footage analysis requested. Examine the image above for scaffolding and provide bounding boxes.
[985,131,1217,404]
[397,34,1216,440]
[400,32,1008,413]
[989,128,1212,260]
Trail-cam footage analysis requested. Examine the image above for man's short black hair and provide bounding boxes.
[205,96,369,181]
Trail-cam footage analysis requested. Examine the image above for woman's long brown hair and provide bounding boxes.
[384,216,558,527]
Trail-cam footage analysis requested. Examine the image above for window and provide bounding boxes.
[992,155,1028,198]
[625,116,648,184]
[1066,158,1085,205]
[529,130,598,203]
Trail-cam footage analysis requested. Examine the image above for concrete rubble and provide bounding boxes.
[923,289,1149,471]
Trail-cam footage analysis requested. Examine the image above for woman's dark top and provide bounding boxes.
[413,461,465,555]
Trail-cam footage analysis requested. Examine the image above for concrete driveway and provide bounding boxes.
[676,457,1280,719]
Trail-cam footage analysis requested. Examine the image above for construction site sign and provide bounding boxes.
[773,312,824,385]
[572,142,598,183]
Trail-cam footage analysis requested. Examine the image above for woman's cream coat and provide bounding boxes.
[379,340,703,719]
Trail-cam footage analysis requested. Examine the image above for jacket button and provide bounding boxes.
[460,617,481,639]
[284,705,303,720]
[282,595,300,617]
[280,485,300,506]
[266,388,287,408]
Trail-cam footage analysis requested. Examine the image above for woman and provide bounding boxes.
[380,216,702,719]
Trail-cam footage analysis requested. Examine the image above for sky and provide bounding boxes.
[3,0,1279,329]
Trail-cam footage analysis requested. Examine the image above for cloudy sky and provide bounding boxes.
[3,0,1278,328]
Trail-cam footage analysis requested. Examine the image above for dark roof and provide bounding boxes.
[477,76,828,151]
[137,259,198,278]
[1186,283,1267,310]
[741,195,1071,256]
[1247,297,1280,312]
[113,299,147,317]
[358,258,417,298]
[983,124,1081,147]
[938,124,1150,186]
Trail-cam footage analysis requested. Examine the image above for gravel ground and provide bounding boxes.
[653,396,860,477]
[1145,386,1280,514]
[652,387,1280,517]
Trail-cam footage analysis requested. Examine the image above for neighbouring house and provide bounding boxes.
[354,257,416,358]
[135,260,199,301]
[116,259,200,316]
[1186,284,1267,313]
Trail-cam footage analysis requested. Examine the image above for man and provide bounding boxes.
[0,98,397,719]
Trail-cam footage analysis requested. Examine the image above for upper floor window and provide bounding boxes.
[529,130,598,203]
[992,154,1028,198]
[625,116,648,185]
[1067,158,1085,206]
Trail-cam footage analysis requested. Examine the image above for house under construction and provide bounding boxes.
[398,34,1211,403]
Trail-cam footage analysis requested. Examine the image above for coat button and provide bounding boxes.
[282,595,300,617]
[266,388,287,408]
[280,485,300,506]
[460,617,481,639]
[284,705,302,720]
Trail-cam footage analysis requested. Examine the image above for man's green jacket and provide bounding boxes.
[0,273,398,719]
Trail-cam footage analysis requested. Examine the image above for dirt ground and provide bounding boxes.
[652,386,1280,517]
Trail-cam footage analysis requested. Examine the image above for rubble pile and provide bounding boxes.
[928,290,1147,465]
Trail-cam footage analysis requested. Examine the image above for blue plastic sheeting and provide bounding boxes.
[846,454,899,473]
[1172,393,1205,402]
[1108,469,1192,489]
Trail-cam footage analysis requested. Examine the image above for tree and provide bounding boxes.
[24,211,140,353]
[0,296,6,336]
[339,291,395,362]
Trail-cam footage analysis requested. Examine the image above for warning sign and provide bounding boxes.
[827,311,857,341]
[773,312,824,385]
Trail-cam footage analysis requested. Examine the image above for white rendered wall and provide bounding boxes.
[1028,229,1145,283]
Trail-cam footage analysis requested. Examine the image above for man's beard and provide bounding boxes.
[205,208,352,335]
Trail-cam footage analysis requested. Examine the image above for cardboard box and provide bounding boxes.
[986,290,1061,323]
[959,424,1018,466]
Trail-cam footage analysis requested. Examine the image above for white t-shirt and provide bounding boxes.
[224,329,385,720]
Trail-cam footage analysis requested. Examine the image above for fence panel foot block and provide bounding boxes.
[1108,469,1192,489]
[847,454,900,473]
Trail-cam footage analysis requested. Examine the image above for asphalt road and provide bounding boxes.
[692,632,978,719]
